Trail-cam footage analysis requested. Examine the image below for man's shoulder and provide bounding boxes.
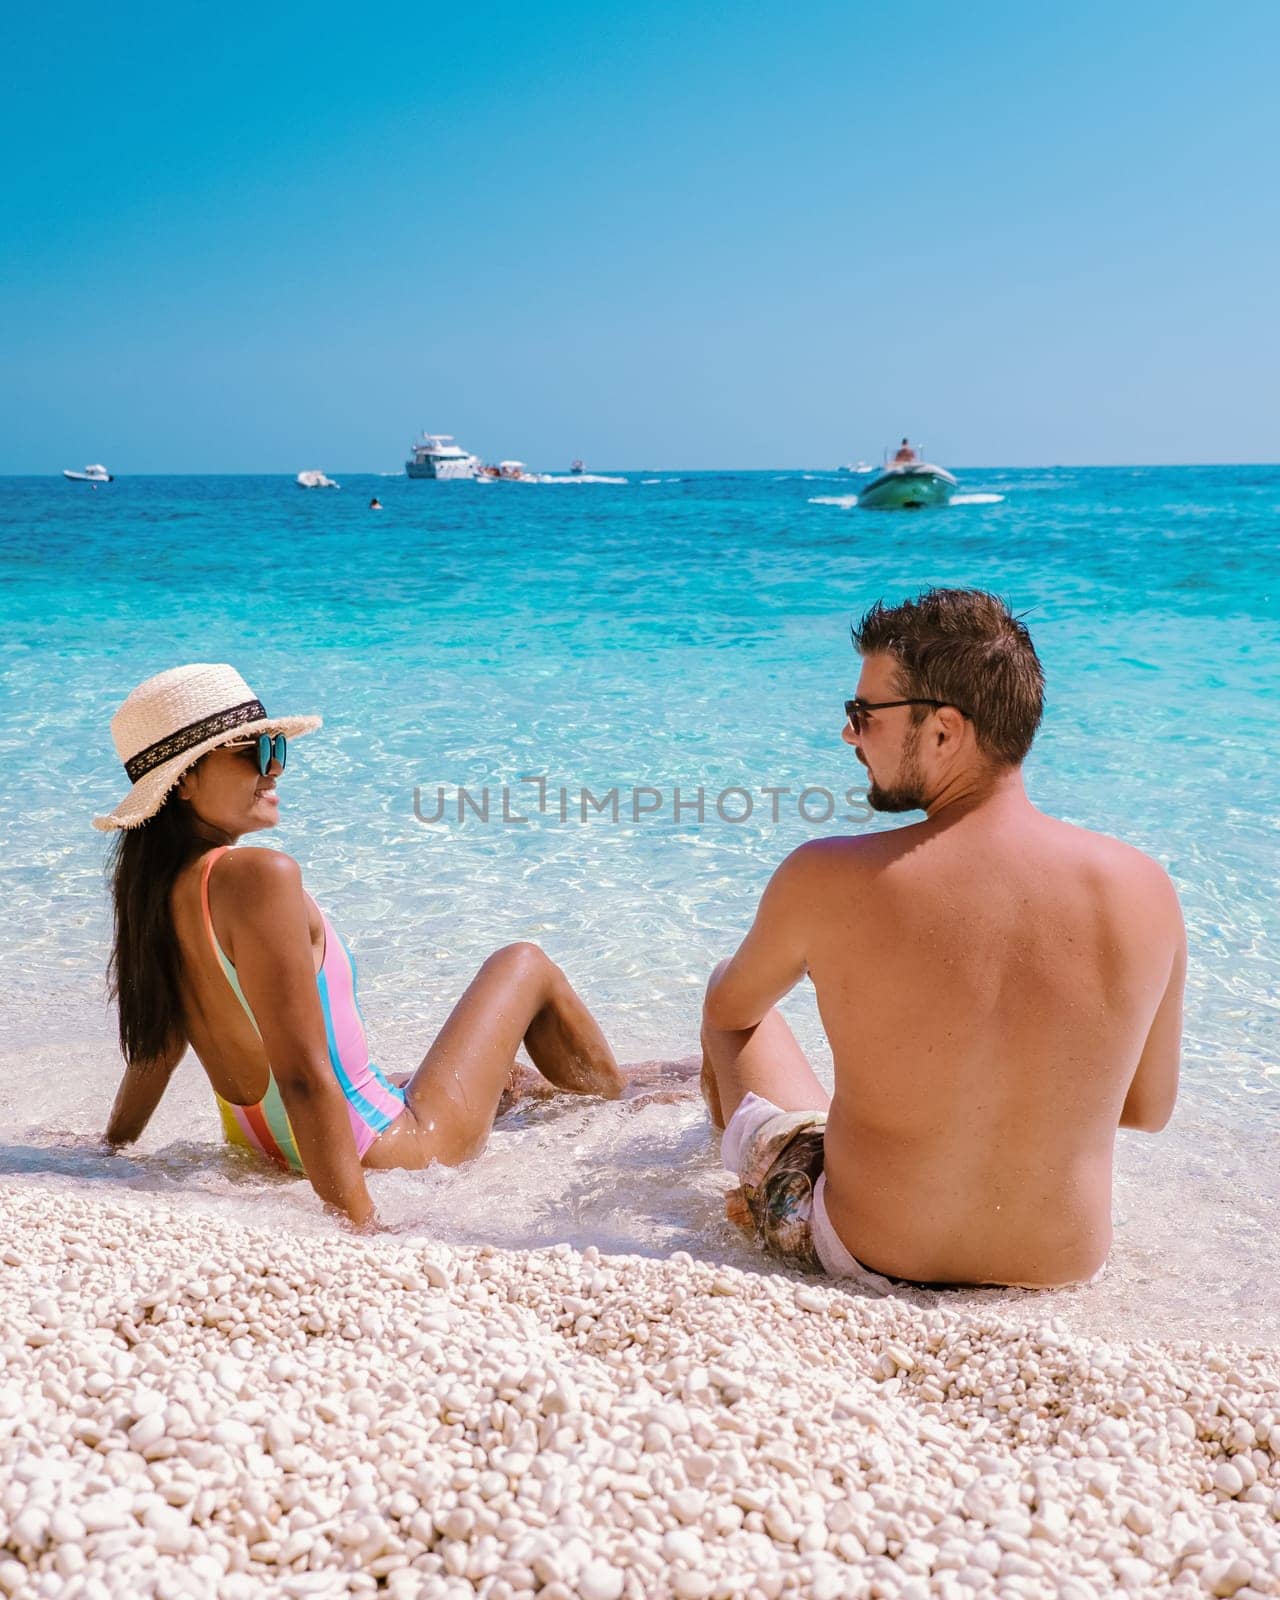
[782,832,892,871]
[772,832,901,892]
[1042,816,1181,910]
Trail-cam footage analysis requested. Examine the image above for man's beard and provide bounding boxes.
[866,729,929,813]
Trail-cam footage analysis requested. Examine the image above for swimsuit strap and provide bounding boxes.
[199,846,261,1035]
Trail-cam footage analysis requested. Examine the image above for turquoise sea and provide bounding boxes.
[0,467,1275,1339]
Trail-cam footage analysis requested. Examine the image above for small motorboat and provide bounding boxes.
[63,464,113,483]
[837,460,874,475]
[296,469,339,489]
[858,461,957,509]
[570,458,585,475]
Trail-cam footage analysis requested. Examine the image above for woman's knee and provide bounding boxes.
[483,940,558,988]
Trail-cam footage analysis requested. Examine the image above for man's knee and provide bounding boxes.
[701,958,735,1039]
[705,957,732,995]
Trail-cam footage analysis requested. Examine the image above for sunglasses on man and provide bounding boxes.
[843,698,969,735]
[222,734,288,775]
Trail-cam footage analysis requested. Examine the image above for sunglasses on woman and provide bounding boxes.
[843,697,969,734]
[221,733,288,774]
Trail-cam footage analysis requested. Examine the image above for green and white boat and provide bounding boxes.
[857,460,957,510]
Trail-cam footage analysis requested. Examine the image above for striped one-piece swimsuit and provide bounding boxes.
[199,846,405,1171]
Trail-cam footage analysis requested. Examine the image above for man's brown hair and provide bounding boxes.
[853,588,1044,766]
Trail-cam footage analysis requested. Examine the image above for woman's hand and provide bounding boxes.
[336,1202,386,1234]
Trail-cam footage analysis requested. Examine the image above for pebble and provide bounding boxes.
[1215,1463,1246,1497]
[0,1181,1276,1600]
[662,1529,704,1564]
[578,1560,625,1600]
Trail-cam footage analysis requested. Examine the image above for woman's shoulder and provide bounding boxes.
[210,846,305,898]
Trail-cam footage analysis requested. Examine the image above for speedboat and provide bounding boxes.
[406,433,480,480]
[858,460,957,509]
[479,460,533,481]
[296,469,339,489]
[570,458,585,475]
[837,460,874,475]
[64,464,113,483]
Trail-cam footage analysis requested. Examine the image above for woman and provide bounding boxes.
[96,663,626,1227]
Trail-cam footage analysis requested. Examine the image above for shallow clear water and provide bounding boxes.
[1,467,1276,1339]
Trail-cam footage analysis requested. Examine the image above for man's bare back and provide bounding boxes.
[798,800,1180,1284]
[702,590,1185,1288]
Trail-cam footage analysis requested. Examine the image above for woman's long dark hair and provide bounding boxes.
[107,793,206,1065]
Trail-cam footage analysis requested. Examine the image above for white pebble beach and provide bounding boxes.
[2,1179,1278,1600]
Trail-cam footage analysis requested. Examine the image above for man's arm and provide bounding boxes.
[703,846,815,1031]
[1120,908,1187,1133]
[105,1033,187,1145]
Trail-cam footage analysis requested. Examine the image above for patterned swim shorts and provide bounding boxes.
[730,1105,828,1271]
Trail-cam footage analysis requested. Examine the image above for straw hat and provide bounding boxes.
[93,664,321,832]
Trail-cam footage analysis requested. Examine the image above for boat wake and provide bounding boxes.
[536,474,628,485]
[809,491,1006,509]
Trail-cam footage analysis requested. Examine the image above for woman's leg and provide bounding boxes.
[364,943,623,1170]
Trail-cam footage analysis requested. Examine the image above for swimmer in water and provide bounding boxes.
[96,664,682,1227]
[370,497,383,509]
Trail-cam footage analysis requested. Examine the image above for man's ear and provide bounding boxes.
[936,708,966,746]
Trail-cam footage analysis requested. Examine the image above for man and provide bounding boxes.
[892,438,918,463]
[701,589,1185,1288]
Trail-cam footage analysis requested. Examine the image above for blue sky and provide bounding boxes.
[2,1,1277,470]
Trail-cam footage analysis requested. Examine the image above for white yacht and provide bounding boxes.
[63,464,113,483]
[406,433,480,480]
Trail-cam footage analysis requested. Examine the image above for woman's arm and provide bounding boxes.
[215,849,376,1227]
[105,1033,186,1145]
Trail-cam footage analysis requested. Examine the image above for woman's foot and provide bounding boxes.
[495,1060,557,1117]
[617,1055,703,1108]
[495,1054,703,1116]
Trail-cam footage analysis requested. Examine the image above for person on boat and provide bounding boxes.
[369,496,383,510]
[97,664,627,1228]
[892,438,917,464]
[701,588,1185,1290]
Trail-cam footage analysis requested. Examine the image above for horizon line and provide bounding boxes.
[3,461,1279,478]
